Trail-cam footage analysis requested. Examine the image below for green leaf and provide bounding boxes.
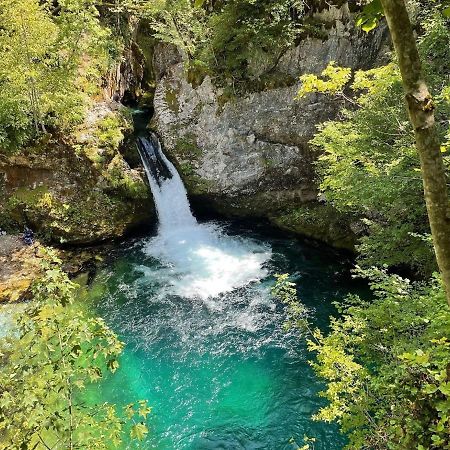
[138,400,152,419]
[361,17,378,33]
[125,403,135,419]
[130,422,148,441]
[107,358,120,373]
[356,0,384,33]
[439,382,450,396]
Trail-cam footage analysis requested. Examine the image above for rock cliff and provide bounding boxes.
[0,102,154,245]
[152,4,389,249]
[0,4,389,249]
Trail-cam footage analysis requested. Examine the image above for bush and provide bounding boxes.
[309,268,450,450]
[273,269,450,450]
[0,248,150,449]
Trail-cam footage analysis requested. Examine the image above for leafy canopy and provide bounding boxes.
[128,0,305,89]
[297,8,450,275]
[0,0,116,151]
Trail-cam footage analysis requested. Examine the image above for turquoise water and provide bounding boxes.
[88,221,355,450]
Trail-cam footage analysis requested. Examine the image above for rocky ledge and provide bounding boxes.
[0,102,155,245]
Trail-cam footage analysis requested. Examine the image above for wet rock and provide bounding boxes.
[269,204,359,251]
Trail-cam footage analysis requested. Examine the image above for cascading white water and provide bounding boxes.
[137,135,197,231]
[137,134,271,301]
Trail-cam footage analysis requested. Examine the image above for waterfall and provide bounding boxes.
[137,133,197,232]
[137,133,271,301]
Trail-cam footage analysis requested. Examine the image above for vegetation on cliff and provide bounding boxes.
[127,0,310,90]
[285,1,450,448]
[0,0,119,152]
[298,1,450,277]
[0,0,153,244]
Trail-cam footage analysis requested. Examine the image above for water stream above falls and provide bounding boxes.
[86,135,358,449]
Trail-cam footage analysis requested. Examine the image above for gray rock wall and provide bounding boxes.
[151,4,389,247]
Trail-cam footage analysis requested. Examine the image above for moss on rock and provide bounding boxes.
[164,85,181,113]
[270,203,357,250]
[0,102,155,245]
[104,154,149,200]
[173,134,203,160]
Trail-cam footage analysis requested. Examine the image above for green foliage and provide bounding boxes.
[0,249,150,449]
[277,268,450,449]
[297,62,352,100]
[94,114,128,152]
[355,0,383,32]
[298,11,450,275]
[356,0,450,33]
[201,0,304,87]
[116,0,208,65]
[272,273,312,333]
[74,107,132,171]
[135,0,304,89]
[105,154,149,199]
[0,0,116,151]
[308,268,450,450]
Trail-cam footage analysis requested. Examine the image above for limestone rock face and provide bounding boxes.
[152,4,388,247]
[0,102,154,245]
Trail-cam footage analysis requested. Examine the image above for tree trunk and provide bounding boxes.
[380,0,450,306]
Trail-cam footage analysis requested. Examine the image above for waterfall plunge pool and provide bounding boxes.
[84,219,360,450]
[0,116,362,449]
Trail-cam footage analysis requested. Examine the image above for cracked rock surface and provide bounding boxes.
[152,4,388,247]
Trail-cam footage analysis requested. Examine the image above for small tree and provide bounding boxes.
[0,0,114,150]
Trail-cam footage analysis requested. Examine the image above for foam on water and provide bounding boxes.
[142,223,271,301]
[138,134,271,301]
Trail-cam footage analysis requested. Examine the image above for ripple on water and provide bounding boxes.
[89,222,350,450]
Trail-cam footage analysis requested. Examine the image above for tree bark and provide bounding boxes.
[380,0,450,306]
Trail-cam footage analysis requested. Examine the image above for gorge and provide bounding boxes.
[1,1,449,449]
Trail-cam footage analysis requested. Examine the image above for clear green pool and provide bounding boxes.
[87,221,356,450]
